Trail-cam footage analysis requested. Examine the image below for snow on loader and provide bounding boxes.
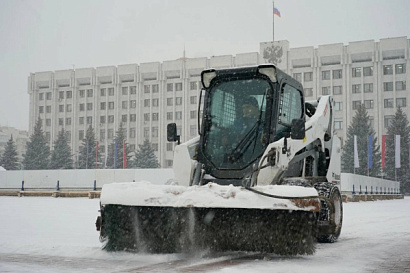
[96,64,343,255]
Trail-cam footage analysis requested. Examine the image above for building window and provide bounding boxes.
[352,84,361,93]
[352,101,361,110]
[87,103,93,111]
[130,114,136,122]
[59,118,64,125]
[39,106,44,113]
[293,73,301,82]
[333,86,342,95]
[108,129,114,139]
[304,72,313,82]
[79,103,84,111]
[144,127,149,138]
[46,105,51,113]
[65,131,71,141]
[167,143,174,151]
[152,84,159,93]
[100,129,105,140]
[144,113,150,121]
[383,65,393,75]
[122,87,128,95]
[100,102,106,110]
[190,96,197,104]
[304,88,313,97]
[332,70,342,79]
[45,132,51,142]
[108,102,114,109]
[130,86,137,94]
[384,115,394,128]
[190,125,197,136]
[86,116,92,124]
[175,83,182,91]
[190,81,198,90]
[143,99,150,107]
[384,82,393,91]
[100,116,105,124]
[176,97,182,105]
[152,113,159,121]
[322,86,331,95]
[100,88,106,96]
[108,115,114,123]
[395,64,406,74]
[151,143,158,151]
[79,130,84,140]
[66,91,72,99]
[39,93,44,100]
[190,110,197,119]
[144,85,150,93]
[396,98,407,108]
[122,115,127,122]
[175,111,182,120]
[152,98,159,107]
[364,100,374,109]
[46,92,52,100]
[79,90,85,98]
[121,101,128,109]
[46,119,51,126]
[322,70,330,80]
[364,83,373,93]
[87,89,93,97]
[396,81,406,91]
[59,105,64,112]
[130,100,137,108]
[334,118,343,130]
[166,160,173,167]
[167,112,173,120]
[334,101,343,111]
[152,127,158,137]
[368,117,374,129]
[108,88,114,96]
[384,98,394,108]
[167,98,173,106]
[130,128,136,138]
[59,91,64,99]
[167,83,173,92]
[363,67,373,77]
[66,104,72,112]
[352,67,361,77]
[65,118,71,125]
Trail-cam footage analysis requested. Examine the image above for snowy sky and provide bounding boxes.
[1,0,410,131]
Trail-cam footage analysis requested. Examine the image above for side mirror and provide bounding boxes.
[167,123,180,144]
[291,119,305,140]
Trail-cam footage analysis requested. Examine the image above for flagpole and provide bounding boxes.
[272,0,275,42]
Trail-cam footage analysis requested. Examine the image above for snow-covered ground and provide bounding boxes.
[0,196,409,272]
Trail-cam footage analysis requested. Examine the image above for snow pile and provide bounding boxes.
[100,181,318,211]
[0,166,6,171]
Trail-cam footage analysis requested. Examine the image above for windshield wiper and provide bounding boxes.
[227,120,261,163]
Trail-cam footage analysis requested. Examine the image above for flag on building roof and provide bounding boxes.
[274,7,281,17]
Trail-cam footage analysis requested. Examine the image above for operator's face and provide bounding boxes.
[242,104,258,118]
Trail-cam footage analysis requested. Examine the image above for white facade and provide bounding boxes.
[28,37,410,167]
[0,126,29,166]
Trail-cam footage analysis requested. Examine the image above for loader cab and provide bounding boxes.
[195,65,305,184]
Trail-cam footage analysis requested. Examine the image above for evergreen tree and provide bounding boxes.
[77,126,101,169]
[132,139,160,168]
[384,107,410,192]
[23,117,50,170]
[341,104,381,176]
[106,123,131,169]
[0,135,19,170]
[49,129,73,169]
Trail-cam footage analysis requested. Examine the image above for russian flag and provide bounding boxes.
[274,7,281,17]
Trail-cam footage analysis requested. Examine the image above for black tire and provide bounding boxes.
[315,182,343,243]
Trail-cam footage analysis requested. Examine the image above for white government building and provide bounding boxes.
[28,37,410,168]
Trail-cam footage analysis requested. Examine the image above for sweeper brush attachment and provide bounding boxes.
[98,183,321,256]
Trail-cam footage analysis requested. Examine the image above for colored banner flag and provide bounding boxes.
[381,135,386,169]
[104,140,108,168]
[96,141,99,169]
[274,7,281,17]
[114,140,118,169]
[354,135,359,168]
[395,135,400,168]
[368,135,373,169]
[123,140,127,169]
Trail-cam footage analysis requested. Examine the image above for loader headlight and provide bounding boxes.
[201,69,217,88]
[258,65,277,83]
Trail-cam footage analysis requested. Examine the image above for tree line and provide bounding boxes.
[0,117,159,170]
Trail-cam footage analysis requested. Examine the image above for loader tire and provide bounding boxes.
[315,182,343,243]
